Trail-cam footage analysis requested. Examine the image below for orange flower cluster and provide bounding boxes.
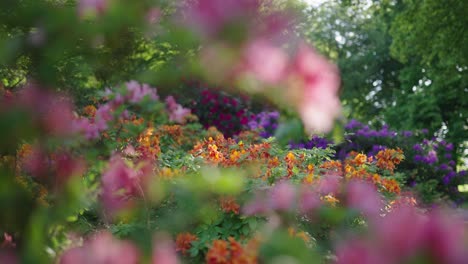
[381,178,401,194]
[219,196,240,214]
[158,167,180,180]
[175,232,198,256]
[287,227,312,244]
[82,105,97,117]
[136,127,161,160]
[320,160,343,174]
[206,237,258,264]
[191,135,271,167]
[375,148,404,173]
[342,152,402,194]
[284,152,296,178]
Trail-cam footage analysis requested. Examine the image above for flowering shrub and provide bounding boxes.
[0,1,467,264]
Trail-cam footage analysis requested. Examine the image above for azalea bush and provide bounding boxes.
[0,0,467,264]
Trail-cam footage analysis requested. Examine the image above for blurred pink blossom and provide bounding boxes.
[292,43,341,133]
[152,238,179,264]
[0,251,18,264]
[269,181,296,211]
[125,81,159,103]
[1,233,15,249]
[54,152,86,185]
[242,39,288,84]
[335,239,384,264]
[60,231,140,264]
[317,174,341,195]
[298,186,321,213]
[165,96,191,124]
[374,206,427,261]
[78,0,108,18]
[100,155,142,215]
[346,180,382,218]
[183,0,260,37]
[146,8,161,24]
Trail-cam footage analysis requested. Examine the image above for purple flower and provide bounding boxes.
[414,155,423,162]
[443,173,454,185]
[402,131,413,137]
[423,150,438,164]
[444,154,452,159]
[439,164,449,171]
[413,144,423,152]
[345,119,362,130]
[421,128,428,134]
[445,143,454,151]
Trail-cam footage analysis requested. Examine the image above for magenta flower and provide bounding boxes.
[60,231,140,264]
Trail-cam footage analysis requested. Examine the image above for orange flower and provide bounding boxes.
[320,160,342,174]
[381,178,401,194]
[206,238,258,264]
[220,197,240,214]
[375,148,404,173]
[353,153,367,166]
[322,194,339,206]
[83,105,97,117]
[206,240,229,264]
[303,173,315,185]
[176,232,198,256]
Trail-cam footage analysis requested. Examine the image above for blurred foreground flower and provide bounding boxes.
[60,231,140,264]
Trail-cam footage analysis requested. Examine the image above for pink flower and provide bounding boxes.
[373,206,426,261]
[72,117,100,139]
[152,238,179,264]
[43,99,74,136]
[60,231,140,264]
[1,233,15,249]
[298,186,321,213]
[292,43,341,133]
[346,180,382,218]
[78,0,108,18]
[183,0,260,37]
[100,156,142,215]
[54,152,86,185]
[335,239,384,264]
[23,145,48,178]
[425,210,467,263]
[0,251,18,264]
[125,81,159,103]
[317,174,341,195]
[269,181,296,211]
[242,193,268,215]
[165,96,191,124]
[146,8,161,24]
[242,39,288,84]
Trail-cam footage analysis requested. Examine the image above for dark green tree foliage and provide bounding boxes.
[0,0,184,106]
[389,0,468,162]
[300,0,467,163]
[299,1,404,123]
